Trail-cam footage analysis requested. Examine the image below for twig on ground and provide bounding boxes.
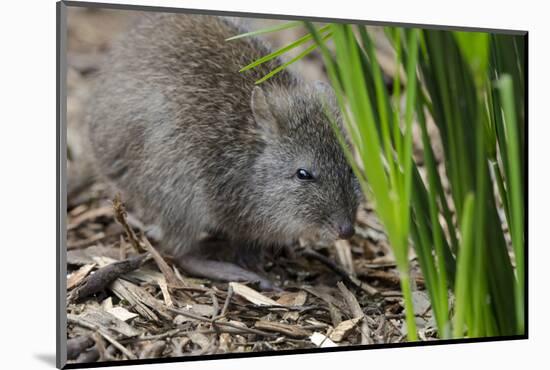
[210,291,220,318]
[254,320,311,339]
[112,194,146,253]
[120,328,186,344]
[220,284,234,317]
[142,237,188,289]
[167,307,276,337]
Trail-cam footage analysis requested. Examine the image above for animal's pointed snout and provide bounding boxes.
[337,222,355,240]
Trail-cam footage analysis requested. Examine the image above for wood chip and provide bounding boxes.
[106,306,139,322]
[81,307,141,337]
[277,291,307,321]
[329,317,363,342]
[67,263,96,290]
[157,276,173,307]
[101,297,113,311]
[229,282,281,306]
[115,278,172,321]
[276,291,307,306]
[334,240,356,277]
[109,279,159,322]
[309,332,338,348]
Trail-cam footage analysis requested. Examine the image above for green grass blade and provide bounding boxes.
[240,24,331,72]
[402,29,419,229]
[358,26,399,194]
[454,32,489,90]
[453,193,475,337]
[254,32,332,84]
[417,102,449,337]
[498,75,524,333]
[226,21,302,41]
[390,29,404,158]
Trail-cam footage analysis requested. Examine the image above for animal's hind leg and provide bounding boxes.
[176,254,277,291]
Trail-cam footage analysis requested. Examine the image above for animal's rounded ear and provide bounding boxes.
[314,80,331,93]
[313,80,341,122]
[251,86,279,138]
[314,80,337,105]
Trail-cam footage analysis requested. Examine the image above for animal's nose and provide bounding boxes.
[337,223,355,239]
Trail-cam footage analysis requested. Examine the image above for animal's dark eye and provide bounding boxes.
[296,168,314,181]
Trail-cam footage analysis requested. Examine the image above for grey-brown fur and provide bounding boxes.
[86,13,360,286]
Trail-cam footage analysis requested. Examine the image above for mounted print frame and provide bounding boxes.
[57,1,528,368]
